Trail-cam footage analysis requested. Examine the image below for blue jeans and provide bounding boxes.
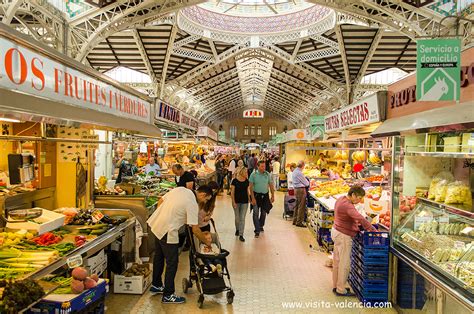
[234,203,248,236]
[252,204,267,233]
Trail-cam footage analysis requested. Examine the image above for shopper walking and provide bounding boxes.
[231,166,250,242]
[147,185,214,304]
[226,155,238,194]
[332,186,376,297]
[215,154,226,193]
[271,156,281,190]
[247,153,256,177]
[292,160,310,227]
[171,164,196,190]
[249,160,275,238]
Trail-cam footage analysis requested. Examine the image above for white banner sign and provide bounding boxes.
[197,126,217,141]
[324,93,381,132]
[281,129,311,143]
[0,37,151,123]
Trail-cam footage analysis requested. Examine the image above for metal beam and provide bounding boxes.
[173,44,245,86]
[291,39,303,62]
[132,29,158,83]
[335,24,351,104]
[2,0,22,25]
[173,34,201,48]
[160,24,178,99]
[353,29,384,85]
[208,39,219,61]
[311,35,338,49]
[294,47,340,63]
[172,47,214,62]
[188,68,239,93]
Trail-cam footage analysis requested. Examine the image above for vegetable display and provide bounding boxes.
[0,248,59,278]
[32,232,62,246]
[0,279,45,313]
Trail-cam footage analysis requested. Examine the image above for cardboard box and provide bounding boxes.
[114,264,152,295]
[443,136,461,153]
[85,249,107,276]
[29,279,108,314]
[6,208,65,235]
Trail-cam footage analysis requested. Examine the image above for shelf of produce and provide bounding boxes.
[404,151,474,159]
[418,197,474,219]
[23,217,135,280]
[308,192,345,211]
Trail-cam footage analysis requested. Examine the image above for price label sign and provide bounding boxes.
[67,255,83,268]
[91,210,104,223]
[414,216,433,230]
[454,241,465,249]
[437,214,449,224]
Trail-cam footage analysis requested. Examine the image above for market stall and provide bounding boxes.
[0,24,161,311]
[372,47,474,313]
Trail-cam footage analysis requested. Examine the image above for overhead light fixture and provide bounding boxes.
[0,117,21,123]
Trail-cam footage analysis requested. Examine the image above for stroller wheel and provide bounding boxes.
[226,290,235,304]
[198,294,204,308]
[182,278,190,294]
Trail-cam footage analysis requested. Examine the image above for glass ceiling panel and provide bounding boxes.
[104,67,152,83]
[47,0,95,18]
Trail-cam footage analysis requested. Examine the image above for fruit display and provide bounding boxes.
[378,211,391,229]
[309,179,350,197]
[0,279,45,313]
[366,186,382,200]
[0,231,35,247]
[333,151,348,160]
[351,151,366,163]
[368,152,382,165]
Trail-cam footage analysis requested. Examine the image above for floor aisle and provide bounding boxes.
[106,192,397,313]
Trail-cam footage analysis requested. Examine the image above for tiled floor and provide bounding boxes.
[106,192,398,313]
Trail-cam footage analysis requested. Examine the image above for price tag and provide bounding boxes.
[67,255,83,268]
[454,241,465,249]
[414,216,433,230]
[437,214,449,224]
[91,210,104,223]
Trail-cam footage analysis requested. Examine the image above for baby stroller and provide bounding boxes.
[283,192,296,220]
[182,219,234,308]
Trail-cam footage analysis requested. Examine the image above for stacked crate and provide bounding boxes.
[397,260,426,309]
[349,231,390,306]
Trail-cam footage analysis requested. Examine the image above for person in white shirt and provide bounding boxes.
[147,185,214,304]
[287,163,296,189]
[143,157,161,176]
[271,156,281,190]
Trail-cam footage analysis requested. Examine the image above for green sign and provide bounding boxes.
[218,131,226,142]
[276,134,284,144]
[416,38,461,101]
[309,115,325,139]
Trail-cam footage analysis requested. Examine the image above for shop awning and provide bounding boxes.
[0,88,161,137]
[372,102,474,137]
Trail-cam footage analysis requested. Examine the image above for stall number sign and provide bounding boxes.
[0,37,151,122]
[324,92,381,132]
[416,38,461,101]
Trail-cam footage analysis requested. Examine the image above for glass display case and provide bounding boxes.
[390,133,474,311]
[393,199,474,299]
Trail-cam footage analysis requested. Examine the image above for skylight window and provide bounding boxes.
[361,68,410,85]
[104,66,152,83]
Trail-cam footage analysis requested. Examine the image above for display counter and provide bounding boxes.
[308,191,343,211]
[26,210,136,280]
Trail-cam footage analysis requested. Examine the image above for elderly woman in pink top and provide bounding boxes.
[331,186,376,297]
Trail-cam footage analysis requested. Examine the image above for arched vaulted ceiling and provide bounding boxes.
[1,0,472,127]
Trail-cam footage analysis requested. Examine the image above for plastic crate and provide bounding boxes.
[352,238,389,254]
[351,263,388,282]
[317,219,333,228]
[351,250,390,268]
[350,270,389,289]
[349,276,389,303]
[355,231,390,248]
[351,254,389,274]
